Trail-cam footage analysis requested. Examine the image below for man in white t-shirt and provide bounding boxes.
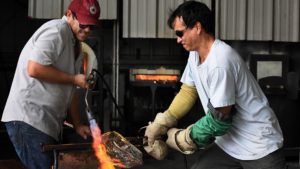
[144,1,286,168]
[1,0,100,169]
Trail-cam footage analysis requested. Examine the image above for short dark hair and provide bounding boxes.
[167,1,214,35]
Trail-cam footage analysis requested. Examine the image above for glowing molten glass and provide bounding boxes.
[89,120,143,168]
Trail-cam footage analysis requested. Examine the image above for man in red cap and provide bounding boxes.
[1,0,100,169]
[67,0,100,41]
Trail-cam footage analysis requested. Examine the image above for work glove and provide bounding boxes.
[144,140,168,160]
[144,111,177,146]
[166,125,197,154]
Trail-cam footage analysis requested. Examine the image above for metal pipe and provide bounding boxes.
[41,137,145,153]
[112,17,120,129]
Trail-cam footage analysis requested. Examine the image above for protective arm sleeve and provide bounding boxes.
[190,111,232,147]
[167,83,198,119]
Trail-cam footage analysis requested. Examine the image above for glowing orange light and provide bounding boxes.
[135,74,178,81]
[90,124,125,169]
[82,52,88,75]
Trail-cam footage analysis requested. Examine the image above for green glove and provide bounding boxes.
[190,111,232,147]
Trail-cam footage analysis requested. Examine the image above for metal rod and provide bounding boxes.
[42,143,92,152]
[53,150,58,169]
[42,139,145,153]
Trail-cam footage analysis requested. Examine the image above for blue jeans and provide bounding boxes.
[5,121,57,169]
[191,143,286,169]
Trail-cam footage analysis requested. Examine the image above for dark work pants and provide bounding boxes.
[191,143,286,169]
[5,121,57,169]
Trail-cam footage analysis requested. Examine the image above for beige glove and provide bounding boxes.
[166,125,197,154]
[144,111,177,146]
[144,140,168,160]
[144,84,195,146]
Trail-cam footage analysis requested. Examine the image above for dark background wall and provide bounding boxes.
[0,0,46,128]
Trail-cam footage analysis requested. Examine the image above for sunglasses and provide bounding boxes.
[175,28,187,38]
[79,24,97,30]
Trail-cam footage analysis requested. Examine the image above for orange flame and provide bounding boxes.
[90,124,117,169]
[135,74,178,81]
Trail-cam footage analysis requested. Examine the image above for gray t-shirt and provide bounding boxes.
[181,39,283,160]
[2,16,82,141]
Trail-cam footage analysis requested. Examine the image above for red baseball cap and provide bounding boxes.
[68,0,100,25]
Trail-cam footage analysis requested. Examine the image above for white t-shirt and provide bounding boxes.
[1,16,82,141]
[181,39,283,160]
